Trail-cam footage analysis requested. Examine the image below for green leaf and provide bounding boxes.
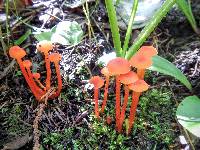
[148,55,192,90]
[14,29,31,45]
[176,0,199,34]
[34,26,56,41]
[176,96,200,137]
[34,21,83,45]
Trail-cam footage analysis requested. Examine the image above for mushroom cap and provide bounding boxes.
[101,67,110,77]
[36,40,53,53]
[138,46,158,57]
[129,53,152,69]
[89,76,104,89]
[9,46,26,59]
[49,53,61,62]
[107,57,130,75]
[32,73,40,79]
[128,80,149,92]
[23,60,32,68]
[118,71,139,85]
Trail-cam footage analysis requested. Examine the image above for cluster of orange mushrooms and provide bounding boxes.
[9,41,62,102]
[89,46,157,135]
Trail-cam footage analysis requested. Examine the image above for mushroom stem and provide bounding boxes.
[26,67,46,100]
[44,53,51,90]
[94,88,100,119]
[127,92,141,135]
[17,59,43,100]
[101,76,109,114]
[115,75,121,131]
[119,85,129,133]
[50,63,62,98]
[137,69,145,79]
[34,77,46,91]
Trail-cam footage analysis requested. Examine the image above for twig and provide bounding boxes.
[33,103,46,150]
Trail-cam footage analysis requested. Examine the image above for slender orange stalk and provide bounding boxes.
[101,67,110,113]
[101,75,109,113]
[115,75,121,130]
[119,85,129,132]
[89,76,104,119]
[127,92,140,135]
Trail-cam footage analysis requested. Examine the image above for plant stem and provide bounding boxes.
[122,0,138,57]
[115,75,121,131]
[119,85,129,132]
[94,89,100,119]
[125,0,176,60]
[101,76,109,113]
[128,92,140,135]
[105,0,122,57]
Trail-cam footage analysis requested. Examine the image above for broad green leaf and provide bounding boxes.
[14,29,31,45]
[148,55,192,90]
[176,96,200,137]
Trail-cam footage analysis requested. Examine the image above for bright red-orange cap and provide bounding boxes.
[129,53,152,69]
[36,40,53,53]
[138,46,158,57]
[23,60,32,68]
[118,71,139,85]
[89,76,104,89]
[101,67,111,77]
[128,80,149,92]
[32,73,40,79]
[49,53,61,62]
[9,46,26,59]
[107,57,130,75]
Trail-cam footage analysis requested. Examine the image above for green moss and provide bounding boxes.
[42,87,178,149]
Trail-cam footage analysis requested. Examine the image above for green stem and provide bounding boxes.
[122,0,138,57]
[105,0,122,57]
[125,0,176,60]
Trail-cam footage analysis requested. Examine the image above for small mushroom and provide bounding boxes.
[127,80,149,135]
[9,46,43,100]
[36,41,53,90]
[32,73,46,91]
[100,67,111,113]
[129,46,157,79]
[89,76,104,119]
[23,60,45,101]
[118,71,138,132]
[107,57,130,130]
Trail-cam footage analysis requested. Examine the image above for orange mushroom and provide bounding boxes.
[127,80,149,135]
[36,41,53,90]
[32,73,46,91]
[23,60,45,100]
[49,53,62,98]
[100,67,111,113]
[107,57,130,130]
[89,76,104,119]
[129,46,157,79]
[118,71,139,132]
[9,46,43,100]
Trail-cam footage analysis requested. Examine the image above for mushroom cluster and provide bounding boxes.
[89,46,157,135]
[9,41,62,102]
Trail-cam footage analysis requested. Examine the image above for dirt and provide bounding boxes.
[0,0,200,149]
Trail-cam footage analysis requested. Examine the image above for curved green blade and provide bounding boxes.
[148,55,192,90]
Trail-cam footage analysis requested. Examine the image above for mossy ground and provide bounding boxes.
[41,87,179,150]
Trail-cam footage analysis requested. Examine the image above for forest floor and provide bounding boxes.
[0,0,200,149]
